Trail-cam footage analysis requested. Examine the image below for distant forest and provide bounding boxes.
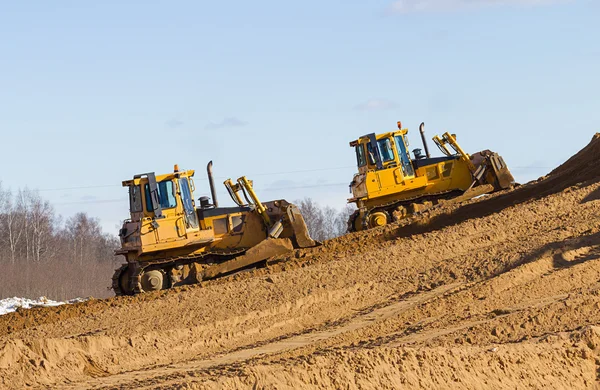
[0,184,120,300]
[0,183,353,301]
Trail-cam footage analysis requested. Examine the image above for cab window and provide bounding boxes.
[367,143,376,165]
[355,145,366,167]
[394,135,415,177]
[179,178,194,213]
[145,180,177,211]
[179,177,199,229]
[377,138,394,162]
[129,185,143,213]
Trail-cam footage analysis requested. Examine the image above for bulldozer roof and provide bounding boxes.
[121,169,195,187]
[349,129,408,147]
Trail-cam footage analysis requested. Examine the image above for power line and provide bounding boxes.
[249,166,355,177]
[37,166,356,192]
[52,182,352,206]
[265,182,349,191]
[34,165,553,195]
[39,184,121,192]
[53,198,125,206]
[510,166,553,170]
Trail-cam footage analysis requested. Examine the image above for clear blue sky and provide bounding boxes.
[1,0,598,233]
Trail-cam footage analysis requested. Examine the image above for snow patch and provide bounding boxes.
[0,296,87,316]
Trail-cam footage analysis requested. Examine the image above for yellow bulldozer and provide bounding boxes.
[348,122,515,231]
[113,162,318,295]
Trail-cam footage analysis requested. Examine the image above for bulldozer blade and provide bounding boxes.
[490,154,515,190]
[450,184,495,205]
[202,238,294,280]
[287,204,319,248]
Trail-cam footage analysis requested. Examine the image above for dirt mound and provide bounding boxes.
[532,132,600,196]
[2,135,600,389]
[549,133,600,178]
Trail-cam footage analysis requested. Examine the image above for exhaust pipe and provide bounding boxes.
[419,122,431,159]
[207,161,219,207]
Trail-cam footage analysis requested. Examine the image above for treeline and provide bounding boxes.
[0,184,120,300]
[296,198,355,241]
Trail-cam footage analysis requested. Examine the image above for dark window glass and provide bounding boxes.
[145,180,177,212]
[394,135,415,177]
[355,145,366,167]
[367,143,376,165]
[377,138,394,162]
[366,139,394,166]
[129,185,142,212]
[179,178,199,229]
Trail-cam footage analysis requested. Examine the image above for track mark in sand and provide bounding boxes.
[381,300,549,349]
[555,245,600,268]
[380,245,600,349]
[73,283,463,389]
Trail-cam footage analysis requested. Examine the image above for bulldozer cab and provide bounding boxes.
[351,130,415,178]
[122,167,203,247]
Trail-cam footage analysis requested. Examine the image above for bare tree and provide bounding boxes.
[0,189,25,264]
[321,206,339,240]
[66,213,103,266]
[26,190,54,262]
[17,189,31,261]
[0,185,120,300]
[335,204,356,237]
[296,198,356,241]
[0,182,7,263]
[297,198,326,241]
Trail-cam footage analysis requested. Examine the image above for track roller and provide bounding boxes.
[367,211,389,229]
[140,269,168,292]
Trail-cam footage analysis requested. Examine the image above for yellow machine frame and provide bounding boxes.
[348,122,514,231]
[114,163,317,295]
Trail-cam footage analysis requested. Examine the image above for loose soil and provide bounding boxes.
[3,134,600,389]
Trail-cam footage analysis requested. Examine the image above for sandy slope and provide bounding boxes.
[2,135,600,389]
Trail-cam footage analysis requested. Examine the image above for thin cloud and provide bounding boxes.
[387,0,569,14]
[205,117,248,130]
[354,99,397,111]
[165,118,184,128]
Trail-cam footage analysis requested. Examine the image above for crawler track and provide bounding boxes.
[112,248,246,295]
[348,189,463,232]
